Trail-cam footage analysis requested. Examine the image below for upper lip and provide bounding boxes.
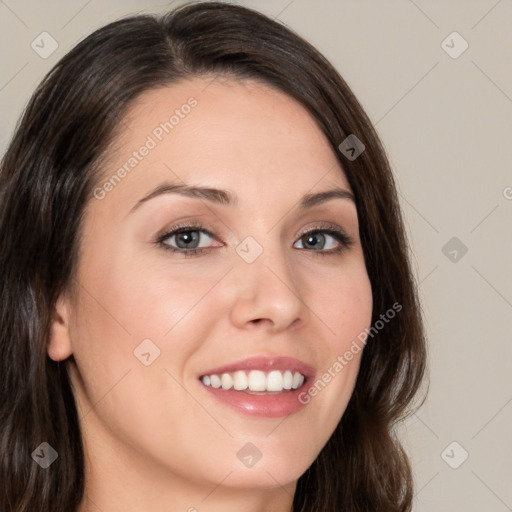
[198,355,316,382]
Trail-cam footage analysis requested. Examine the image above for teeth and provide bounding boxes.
[266,370,283,391]
[283,370,293,389]
[200,370,305,392]
[233,370,248,390]
[210,374,221,388]
[248,370,266,391]
[292,371,303,389]
[221,373,233,390]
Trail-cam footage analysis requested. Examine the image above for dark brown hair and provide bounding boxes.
[0,2,428,510]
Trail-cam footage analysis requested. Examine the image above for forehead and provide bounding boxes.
[95,76,351,212]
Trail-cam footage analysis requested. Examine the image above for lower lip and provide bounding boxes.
[198,380,311,418]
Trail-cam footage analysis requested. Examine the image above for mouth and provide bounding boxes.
[197,355,314,394]
[197,356,315,418]
[198,356,316,418]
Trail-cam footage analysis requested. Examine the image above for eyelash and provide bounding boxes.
[155,221,354,258]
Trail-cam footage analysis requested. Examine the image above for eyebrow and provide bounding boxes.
[129,182,356,214]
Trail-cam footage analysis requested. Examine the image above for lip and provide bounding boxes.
[197,355,316,418]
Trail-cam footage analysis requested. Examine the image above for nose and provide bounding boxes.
[228,238,310,333]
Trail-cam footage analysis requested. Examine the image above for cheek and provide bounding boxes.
[68,245,231,411]
[73,240,217,347]
[312,258,373,350]
[298,260,372,427]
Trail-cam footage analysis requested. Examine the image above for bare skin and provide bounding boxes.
[48,76,373,512]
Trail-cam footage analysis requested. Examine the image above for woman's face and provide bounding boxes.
[50,77,373,504]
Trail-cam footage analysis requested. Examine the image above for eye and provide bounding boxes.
[157,222,217,257]
[294,226,354,256]
[156,222,354,258]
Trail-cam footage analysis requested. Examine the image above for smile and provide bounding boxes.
[200,369,305,392]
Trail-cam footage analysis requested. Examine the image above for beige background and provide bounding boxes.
[1,0,511,510]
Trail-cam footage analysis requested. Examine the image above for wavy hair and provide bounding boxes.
[0,2,428,510]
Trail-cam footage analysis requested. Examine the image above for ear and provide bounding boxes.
[47,293,74,361]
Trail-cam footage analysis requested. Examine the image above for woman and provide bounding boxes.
[0,2,428,511]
